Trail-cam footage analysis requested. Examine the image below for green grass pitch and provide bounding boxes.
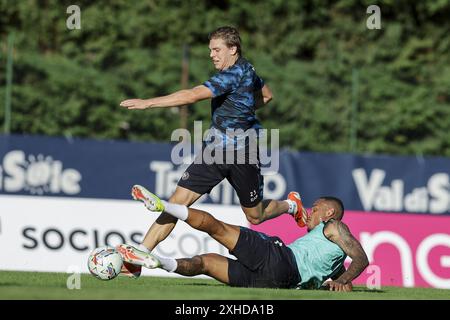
[0,271,448,300]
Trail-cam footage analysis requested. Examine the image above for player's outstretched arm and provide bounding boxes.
[324,220,369,292]
[120,85,213,110]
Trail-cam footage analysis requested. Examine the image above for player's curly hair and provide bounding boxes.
[208,26,242,56]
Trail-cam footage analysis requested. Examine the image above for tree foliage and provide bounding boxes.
[0,0,449,156]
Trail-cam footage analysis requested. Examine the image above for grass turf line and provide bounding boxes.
[0,271,448,300]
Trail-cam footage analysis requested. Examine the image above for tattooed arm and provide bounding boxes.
[331,265,346,280]
[324,220,369,292]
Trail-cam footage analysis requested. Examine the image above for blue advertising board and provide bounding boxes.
[1,134,449,215]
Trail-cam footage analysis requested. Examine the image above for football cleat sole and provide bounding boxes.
[131,185,165,212]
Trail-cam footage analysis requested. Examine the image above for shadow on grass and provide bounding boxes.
[177,282,225,287]
[352,288,385,293]
[317,285,385,293]
[0,281,68,289]
[0,282,26,287]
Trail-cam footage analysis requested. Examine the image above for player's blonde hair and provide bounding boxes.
[208,26,242,56]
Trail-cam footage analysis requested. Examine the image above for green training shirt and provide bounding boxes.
[287,221,347,289]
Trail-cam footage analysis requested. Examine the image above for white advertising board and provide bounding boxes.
[0,195,249,278]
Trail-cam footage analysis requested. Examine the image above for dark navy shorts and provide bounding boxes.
[177,147,263,207]
[227,227,301,288]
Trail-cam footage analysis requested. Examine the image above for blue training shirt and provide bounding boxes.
[203,57,264,135]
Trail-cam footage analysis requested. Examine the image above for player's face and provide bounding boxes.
[306,200,328,231]
[209,38,237,71]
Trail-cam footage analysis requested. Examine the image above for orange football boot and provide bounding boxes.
[288,192,307,228]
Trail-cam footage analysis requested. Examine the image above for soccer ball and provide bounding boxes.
[87,246,123,280]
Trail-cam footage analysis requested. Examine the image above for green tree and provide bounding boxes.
[0,0,449,156]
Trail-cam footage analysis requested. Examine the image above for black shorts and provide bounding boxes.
[177,147,264,207]
[227,227,301,289]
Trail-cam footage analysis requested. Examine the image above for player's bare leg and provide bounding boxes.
[133,184,241,250]
[117,186,201,277]
[184,207,241,250]
[175,253,230,284]
[241,200,287,224]
[118,248,230,284]
[119,185,239,279]
[241,192,307,227]
[139,186,202,251]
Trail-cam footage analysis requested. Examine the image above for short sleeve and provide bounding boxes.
[203,68,242,97]
[255,75,264,90]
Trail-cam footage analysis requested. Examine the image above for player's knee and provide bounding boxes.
[169,194,187,205]
[242,205,264,225]
[169,187,201,206]
[199,253,221,274]
[245,214,263,225]
[169,192,193,206]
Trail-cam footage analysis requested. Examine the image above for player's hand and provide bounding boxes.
[326,280,353,292]
[120,99,151,110]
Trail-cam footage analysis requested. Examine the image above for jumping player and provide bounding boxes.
[119,27,307,277]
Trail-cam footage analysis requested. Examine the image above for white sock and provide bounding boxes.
[137,243,150,253]
[162,201,189,221]
[153,254,178,272]
[285,199,297,215]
